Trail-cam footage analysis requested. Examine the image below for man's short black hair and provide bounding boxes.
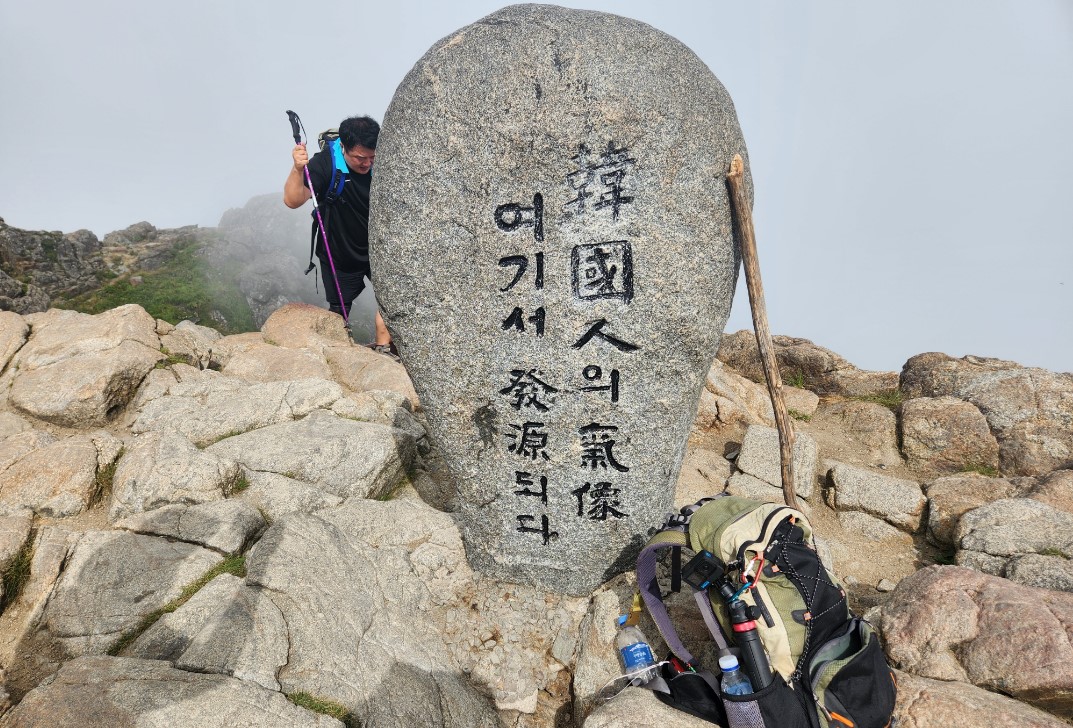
[339,116,380,151]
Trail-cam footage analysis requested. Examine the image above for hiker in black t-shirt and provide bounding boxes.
[283,115,393,353]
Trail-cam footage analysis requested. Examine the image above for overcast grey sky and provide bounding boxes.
[1,1,1070,373]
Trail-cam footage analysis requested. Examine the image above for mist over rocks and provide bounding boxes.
[0,296,1069,724]
[0,194,337,332]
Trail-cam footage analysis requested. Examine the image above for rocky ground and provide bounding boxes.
[0,306,1070,727]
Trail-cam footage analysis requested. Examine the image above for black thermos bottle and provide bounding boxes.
[729,599,775,690]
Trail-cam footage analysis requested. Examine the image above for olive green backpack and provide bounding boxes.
[636,495,897,728]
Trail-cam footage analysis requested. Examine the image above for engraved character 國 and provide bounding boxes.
[571,241,633,302]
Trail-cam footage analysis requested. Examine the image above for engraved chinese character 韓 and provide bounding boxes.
[505,421,551,461]
[571,241,633,302]
[564,142,636,220]
[580,364,620,403]
[494,193,544,241]
[579,423,630,472]
[572,481,629,520]
[499,368,559,412]
[517,514,558,545]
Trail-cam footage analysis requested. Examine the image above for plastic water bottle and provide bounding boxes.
[614,616,658,685]
[719,654,754,696]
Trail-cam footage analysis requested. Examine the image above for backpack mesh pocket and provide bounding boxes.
[810,618,897,728]
[721,677,812,728]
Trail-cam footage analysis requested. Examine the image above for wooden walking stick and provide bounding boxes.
[725,154,799,510]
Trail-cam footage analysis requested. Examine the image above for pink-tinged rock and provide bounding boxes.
[893,670,1069,728]
[877,565,1073,719]
[900,396,1000,473]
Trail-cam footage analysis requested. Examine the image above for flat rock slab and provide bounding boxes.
[0,310,28,372]
[246,503,501,728]
[370,4,747,594]
[110,431,241,520]
[260,303,350,350]
[0,436,99,517]
[206,409,414,500]
[115,500,266,555]
[236,470,343,521]
[0,655,344,728]
[132,374,344,447]
[323,346,419,408]
[38,530,223,656]
[825,461,925,532]
[900,396,999,473]
[221,342,332,383]
[893,670,1070,728]
[125,573,288,691]
[736,424,817,498]
[877,565,1073,719]
[900,352,1073,476]
[8,305,163,428]
[955,498,1073,591]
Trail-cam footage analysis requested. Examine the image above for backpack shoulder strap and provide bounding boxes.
[637,499,732,667]
[637,528,698,664]
[323,138,348,205]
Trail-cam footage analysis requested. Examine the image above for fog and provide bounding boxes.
[1,1,1070,372]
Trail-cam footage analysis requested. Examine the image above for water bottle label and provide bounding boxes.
[620,641,654,670]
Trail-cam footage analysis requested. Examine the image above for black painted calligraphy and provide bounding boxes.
[513,471,548,504]
[564,142,636,220]
[499,253,545,291]
[504,421,551,461]
[572,319,639,352]
[579,423,630,472]
[571,241,633,302]
[580,365,620,403]
[495,193,544,241]
[502,306,546,336]
[499,368,559,411]
[572,481,629,520]
[517,514,558,545]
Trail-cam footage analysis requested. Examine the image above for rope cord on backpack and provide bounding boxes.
[777,540,846,681]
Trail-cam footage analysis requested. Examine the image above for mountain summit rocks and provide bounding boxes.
[370,4,749,594]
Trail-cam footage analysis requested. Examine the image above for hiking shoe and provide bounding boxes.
[369,343,401,361]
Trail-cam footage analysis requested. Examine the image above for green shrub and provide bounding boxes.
[287,693,351,723]
[61,240,255,334]
[850,389,904,411]
[1,535,35,613]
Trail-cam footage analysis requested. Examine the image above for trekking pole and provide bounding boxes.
[725,154,799,510]
[286,110,351,336]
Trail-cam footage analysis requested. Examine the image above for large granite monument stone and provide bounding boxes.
[370,4,749,594]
